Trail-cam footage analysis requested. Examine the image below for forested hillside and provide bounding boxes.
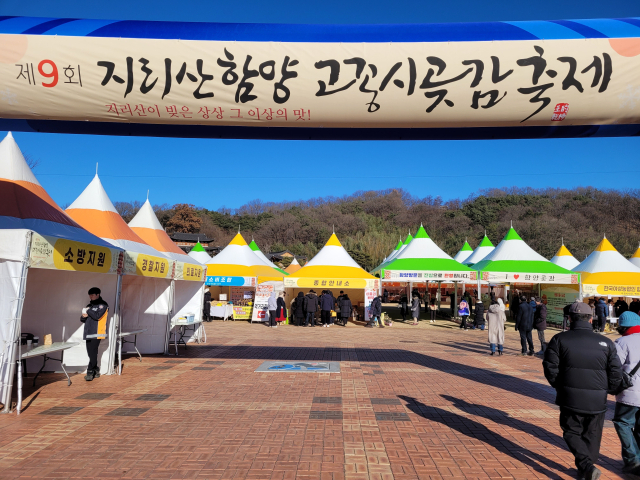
[115,187,640,271]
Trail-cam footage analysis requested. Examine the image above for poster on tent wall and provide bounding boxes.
[174,261,205,281]
[1,33,640,130]
[123,252,173,278]
[252,284,274,323]
[482,271,579,285]
[230,286,254,320]
[29,233,120,273]
[385,270,477,281]
[541,286,580,325]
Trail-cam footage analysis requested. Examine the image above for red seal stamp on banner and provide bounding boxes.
[551,103,569,121]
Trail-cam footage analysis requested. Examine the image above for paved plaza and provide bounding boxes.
[0,320,628,480]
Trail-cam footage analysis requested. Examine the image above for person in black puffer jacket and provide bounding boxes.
[543,302,622,480]
[594,297,608,333]
[293,292,305,326]
[516,295,535,355]
[534,297,547,355]
[473,300,485,330]
[339,294,352,326]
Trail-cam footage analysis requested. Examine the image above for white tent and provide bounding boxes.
[188,241,212,265]
[453,240,473,264]
[630,244,640,269]
[550,243,580,271]
[463,234,495,265]
[66,174,175,358]
[129,199,206,351]
[0,133,123,412]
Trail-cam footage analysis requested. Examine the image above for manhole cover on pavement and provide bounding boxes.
[255,361,340,372]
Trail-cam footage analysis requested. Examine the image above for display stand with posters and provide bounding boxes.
[0,133,125,414]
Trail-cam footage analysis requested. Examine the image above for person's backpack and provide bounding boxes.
[611,360,640,395]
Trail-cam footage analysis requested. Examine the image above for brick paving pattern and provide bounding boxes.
[0,319,628,479]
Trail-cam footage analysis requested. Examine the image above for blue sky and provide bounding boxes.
[2,0,640,210]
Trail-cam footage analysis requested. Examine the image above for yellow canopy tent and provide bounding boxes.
[574,237,640,297]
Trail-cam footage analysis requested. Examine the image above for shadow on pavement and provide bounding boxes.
[398,395,575,478]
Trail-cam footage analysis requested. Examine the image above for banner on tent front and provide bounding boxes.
[2,34,639,130]
[206,275,255,286]
[384,270,477,281]
[123,252,172,278]
[583,283,640,296]
[481,271,579,285]
[29,233,120,274]
[284,277,378,289]
[174,261,205,281]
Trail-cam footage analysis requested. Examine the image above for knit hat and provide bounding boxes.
[619,311,640,327]
[88,287,101,295]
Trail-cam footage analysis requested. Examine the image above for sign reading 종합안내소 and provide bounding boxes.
[284,277,378,289]
[481,272,579,284]
[1,33,640,133]
[28,234,119,273]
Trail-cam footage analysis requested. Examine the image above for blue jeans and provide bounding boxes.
[489,343,503,353]
[472,324,485,330]
[305,312,315,326]
[614,403,640,467]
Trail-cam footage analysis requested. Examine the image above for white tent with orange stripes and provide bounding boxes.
[0,132,123,412]
[128,199,206,349]
[66,174,177,358]
[574,237,640,298]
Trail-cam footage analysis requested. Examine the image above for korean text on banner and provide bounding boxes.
[29,233,119,274]
[1,35,638,130]
[251,284,274,323]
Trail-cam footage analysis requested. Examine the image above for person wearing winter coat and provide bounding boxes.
[629,298,640,315]
[516,295,535,356]
[616,298,629,317]
[303,290,318,327]
[486,299,506,355]
[458,299,470,330]
[203,289,211,322]
[472,298,485,330]
[543,302,622,480]
[398,295,409,322]
[411,295,421,325]
[510,290,520,320]
[594,297,608,333]
[428,299,437,323]
[293,292,306,326]
[534,297,548,355]
[267,292,278,328]
[275,291,287,326]
[320,290,334,327]
[335,291,344,322]
[613,311,640,475]
[382,289,389,303]
[81,287,109,381]
[368,295,382,328]
[339,294,352,327]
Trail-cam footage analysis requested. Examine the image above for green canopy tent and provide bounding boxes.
[187,241,212,264]
[248,239,289,275]
[453,240,473,264]
[463,234,495,266]
[371,239,403,276]
[382,225,476,313]
[473,226,579,305]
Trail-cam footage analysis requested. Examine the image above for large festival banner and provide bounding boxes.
[1,34,640,130]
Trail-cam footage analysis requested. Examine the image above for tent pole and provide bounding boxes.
[164,279,175,355]
[436,281,441,310]
[2,231,32,414]
[453,282,457,318]
[106,273,122,376]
